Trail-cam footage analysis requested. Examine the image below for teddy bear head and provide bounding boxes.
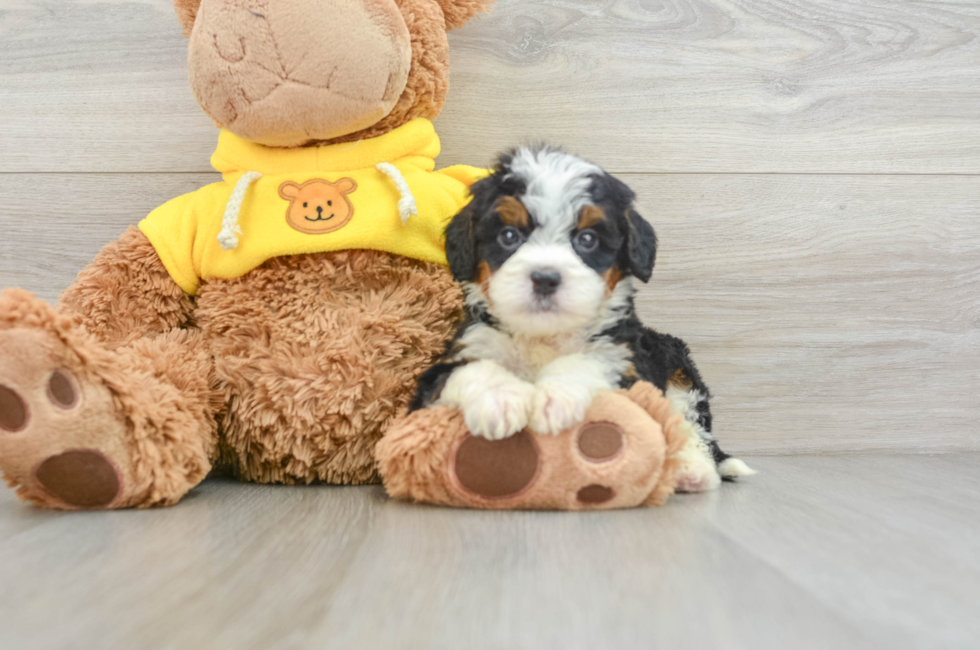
[173,0,492,148]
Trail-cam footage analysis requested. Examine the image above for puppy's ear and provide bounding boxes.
[445,203,479,282]
[592,171,658,283]
[433,0,494,30]
[174,0,202,38]
[626,209,658,283]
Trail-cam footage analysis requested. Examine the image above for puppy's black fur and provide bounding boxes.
[601,304,731,466]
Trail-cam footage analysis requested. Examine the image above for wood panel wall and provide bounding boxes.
[1,0,978,454]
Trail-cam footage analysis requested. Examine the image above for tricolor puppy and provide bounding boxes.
[413,146,754,491]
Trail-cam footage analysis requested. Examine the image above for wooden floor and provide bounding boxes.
[0,454,975,649]
[1,2,979,648]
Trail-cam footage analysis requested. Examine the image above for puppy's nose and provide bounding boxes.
[531,271,562,296]
[316,206,323,214]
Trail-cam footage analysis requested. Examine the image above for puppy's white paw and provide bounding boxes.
[674,436,721,493]
[461,384,533,441]
[439,361,535,441]
[529,381,591,435]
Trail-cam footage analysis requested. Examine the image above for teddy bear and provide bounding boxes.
[0,0,495,510]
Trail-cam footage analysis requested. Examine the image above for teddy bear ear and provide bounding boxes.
[335,178,358,195]
[279,182,301,201]
[433,0,494,31]
[173,0,202,38]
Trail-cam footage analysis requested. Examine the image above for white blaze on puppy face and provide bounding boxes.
[487,244,607,336]
[507,148,601,242]
[486,148,610,336]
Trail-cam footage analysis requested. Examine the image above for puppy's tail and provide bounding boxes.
[718,457,757,479]
[708,440,758,479]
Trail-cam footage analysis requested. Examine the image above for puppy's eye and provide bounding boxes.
[574,229,599,253]
[497,227,525,250]
[303,202,308,208]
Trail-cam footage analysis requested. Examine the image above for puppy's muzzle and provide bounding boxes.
[531,270,562,297]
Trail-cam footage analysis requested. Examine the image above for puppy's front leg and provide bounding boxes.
[530,354,617,435]
[438,360,535,440]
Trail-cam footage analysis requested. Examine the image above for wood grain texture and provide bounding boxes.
[2,173,976,455]
[628,173,980,454]
[2,0,980,173]
[0,454,977,649]
[0,173,217,297]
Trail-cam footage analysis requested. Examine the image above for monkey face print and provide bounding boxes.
[279,178,358,235]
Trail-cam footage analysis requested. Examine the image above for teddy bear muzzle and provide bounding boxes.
[187,0,413,147]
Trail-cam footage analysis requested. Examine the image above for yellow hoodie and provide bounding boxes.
[138,119,487,295]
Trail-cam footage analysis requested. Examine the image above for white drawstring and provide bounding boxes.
[218,171,263,250]
[376,162,418,224]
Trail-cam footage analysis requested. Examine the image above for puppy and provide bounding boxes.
[412,146,754,491]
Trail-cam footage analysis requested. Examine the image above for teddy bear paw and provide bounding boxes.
[0,295,135,510]
[380,385,702,510]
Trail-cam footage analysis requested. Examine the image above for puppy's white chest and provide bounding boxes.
[455,324,566,377]
[510,333,585,376]
[456,324,598,381]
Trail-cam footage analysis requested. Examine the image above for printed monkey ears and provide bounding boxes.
[278,182,301,201]
[278,179,359,202]
[336,178,358,194]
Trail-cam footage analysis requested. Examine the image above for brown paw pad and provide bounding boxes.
[47,370,80,410]
[0,384,29,433]
[577,421,625,462]
[577,484,615,505]
[454,430,540,499]
[34,450,121,509]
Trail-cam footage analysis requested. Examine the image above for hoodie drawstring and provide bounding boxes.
[218,171,263,251]
[376,163,418,224]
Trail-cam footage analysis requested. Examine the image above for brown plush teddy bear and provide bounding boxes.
[0,0,494,510]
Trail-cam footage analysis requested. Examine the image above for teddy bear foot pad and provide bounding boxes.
[0,289,213,510]
[0,324,131,510]
[378,383,687,511]
[454,423,630,506]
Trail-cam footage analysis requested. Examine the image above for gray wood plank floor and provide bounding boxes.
[0,454,976,650]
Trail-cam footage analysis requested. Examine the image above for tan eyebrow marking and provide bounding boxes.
[496,196,529,228]
[578,205,606,230]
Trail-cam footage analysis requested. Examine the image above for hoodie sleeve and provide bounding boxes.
[433,165,492,216]
[138,183,222,296]
[436,165,492,188]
